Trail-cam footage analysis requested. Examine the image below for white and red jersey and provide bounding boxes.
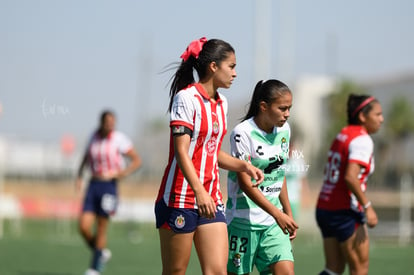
[317,125,374,211]
[157,83,228,209]
[86,130,133,177]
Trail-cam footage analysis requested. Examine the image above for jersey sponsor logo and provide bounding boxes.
[256,145,264,156]
[259,185,282,193]
[234,134,241,143]
[205,136,217,156]
[174,214,185,229]
[263,156,284,174]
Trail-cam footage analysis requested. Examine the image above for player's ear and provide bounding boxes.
[209,61,218,73]
[259,101,268,112]
[358,111,366,124]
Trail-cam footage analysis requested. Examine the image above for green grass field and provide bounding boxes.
[0,219,412,274]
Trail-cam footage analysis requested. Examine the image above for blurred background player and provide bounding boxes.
[316,94,383,275]
[76,110,141,275]
[226,79,298,275]
[154,37,263,275]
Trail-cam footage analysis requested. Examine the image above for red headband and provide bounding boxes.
[180,37,207,61]
[352,96,376,117]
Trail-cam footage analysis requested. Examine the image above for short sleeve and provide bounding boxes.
[230,126,252,162]
[170,91,195,130]
[348,135,373,166]
[115,132,133,154]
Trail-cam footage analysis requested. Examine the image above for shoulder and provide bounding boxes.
[278,122,291,133]
[232,119,253,135]
[350,134,373,149]
[87,131,99,145]
[112,131,132,143]
[217,91,228,103]
[172,86,202,110]
[176,85,198,99]
[230,119,253,144]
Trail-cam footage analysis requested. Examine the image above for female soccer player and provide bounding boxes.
[76,110,141,275]
[226,79,298,275]
[316,94,383,275]
[155,37,264,275]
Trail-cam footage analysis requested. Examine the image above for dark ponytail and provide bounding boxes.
[168,38,235,112]
[244,79,291,121]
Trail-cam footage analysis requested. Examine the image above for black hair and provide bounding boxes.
[244,79,291,121]
[168,39,235,112]
[98,109,116,135]
[347,94,377,125]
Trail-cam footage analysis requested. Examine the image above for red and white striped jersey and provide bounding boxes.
[86,131,133,177]
[157,83,228,209]
[317,125,374,211]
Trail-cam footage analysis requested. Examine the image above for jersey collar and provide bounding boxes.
[194,83,223,103]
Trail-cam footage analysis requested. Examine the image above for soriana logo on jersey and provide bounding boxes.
[205,136,217,156]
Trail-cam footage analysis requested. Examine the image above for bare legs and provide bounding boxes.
[322,225,370,275]
[159,222,228,275]
[79,212,110,250]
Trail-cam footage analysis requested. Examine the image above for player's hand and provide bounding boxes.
[195,189,216,219]
[244,164,264,187]
[275,212,299,236]
[365,206,378,228]
[289,229,297,240]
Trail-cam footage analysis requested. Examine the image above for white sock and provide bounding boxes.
[324,268,341,275]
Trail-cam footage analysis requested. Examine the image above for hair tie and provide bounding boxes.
[352,96,376,117]
[180,37,207,61]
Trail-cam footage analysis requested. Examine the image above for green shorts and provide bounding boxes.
[227,222,294,275]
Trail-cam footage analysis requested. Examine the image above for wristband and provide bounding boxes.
[363,201,372,209]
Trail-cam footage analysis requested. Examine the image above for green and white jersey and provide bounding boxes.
[226,117,290,230]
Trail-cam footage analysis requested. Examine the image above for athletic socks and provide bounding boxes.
[91,249,103,271]
[87,237,96,249]
[319,268,341,275]
[90,248,112,272]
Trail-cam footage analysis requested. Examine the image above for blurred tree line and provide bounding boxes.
[314,79,414,188]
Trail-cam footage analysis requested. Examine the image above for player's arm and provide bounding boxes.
[279,177,293,217]
[173,133,216,219]
[75,151,89,192]
[279,177,298,239]
[237,171,298,235]
[344,162,378,228]
[118,147,142,179]
[218,150,264,186]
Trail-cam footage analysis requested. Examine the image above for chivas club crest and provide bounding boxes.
[213,121,219,134]
[174,214,185,229]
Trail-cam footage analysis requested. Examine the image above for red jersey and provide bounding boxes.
[317,125,374,211]
[86,131,133,177]
[157,83,228,209]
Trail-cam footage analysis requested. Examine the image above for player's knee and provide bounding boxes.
[78,221,88,234]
